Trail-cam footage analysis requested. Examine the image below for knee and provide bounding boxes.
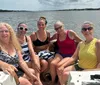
[41,59,48,67]
[19,77,32,85]
[57,69,69,78]
[63,72,69,77]
[50,60,57,67]
[62,71,70,81]
[29,68,35,74]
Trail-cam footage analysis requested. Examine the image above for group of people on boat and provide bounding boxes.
[0,16,100,85]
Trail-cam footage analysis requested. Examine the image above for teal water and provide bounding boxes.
[0,10,100,39]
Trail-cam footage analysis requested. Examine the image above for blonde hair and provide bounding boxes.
[54,20,64,27]
[82,21,94,28]
[0,22,22,51]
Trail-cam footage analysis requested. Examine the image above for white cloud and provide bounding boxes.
[0,0,100,11]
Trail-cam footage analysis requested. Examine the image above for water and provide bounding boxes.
[0,10,100,39]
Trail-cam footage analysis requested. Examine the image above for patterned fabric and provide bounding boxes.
[0,50,24,77]
[0,50,19,67]
[38,50,54,60]
[21,42,30,62]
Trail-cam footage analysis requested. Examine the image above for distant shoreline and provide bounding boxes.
[0,8,100,12]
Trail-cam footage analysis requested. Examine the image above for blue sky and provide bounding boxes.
[0,0,99,11]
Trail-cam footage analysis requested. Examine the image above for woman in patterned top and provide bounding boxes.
[0,22,42,85]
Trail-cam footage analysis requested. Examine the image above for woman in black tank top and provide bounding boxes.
[32,32,49,46]
[30,17,54,74]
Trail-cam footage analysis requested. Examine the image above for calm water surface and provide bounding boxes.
[0,10,100,39]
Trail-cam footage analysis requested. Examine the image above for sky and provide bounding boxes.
[0,0,100,11]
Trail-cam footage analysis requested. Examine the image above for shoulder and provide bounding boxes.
[78,41,83,45]
[78,41,84,46]
[46,31,50,34]
[50,33,57,41]
[68,30,77,39]
[53,33,57,37]
[26,36,31,40]
[76,41,83,49]
[30,32,36,37]
[95,39,100,47]
[30,32,36,40]
[46,31,50,37]
[69,30,76,35]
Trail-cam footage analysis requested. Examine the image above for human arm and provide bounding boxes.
[27,36,40,72]
[17,50,38,82]
[0,60,19,84]
[47,31,50,40]
[70,30,82,42]
[0,60,17,74]
[95,40,100,68]
[63,43,80,67]
[30,32,36,48]
[30,32,36,41]
[50,33,57,41]
[57,43,80,72]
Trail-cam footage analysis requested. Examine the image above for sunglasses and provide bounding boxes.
[55,26,62,31]
[82,27,93,31]
[19,27,28,31]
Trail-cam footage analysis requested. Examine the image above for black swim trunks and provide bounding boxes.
[74,63,84,71]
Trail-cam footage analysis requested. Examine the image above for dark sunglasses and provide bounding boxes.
[55,26,62,31]
[82,27,93,31]
[19,27,28,31]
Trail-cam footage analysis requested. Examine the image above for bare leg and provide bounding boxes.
[57,57,70,68]
[22,68,42,85]
[40,59,48,72]
[31,56,43,85]
[50,54,62,84]
[57,65,75,85]
[35,69,43,85]
[29,68,43,85]
[19,77,32,85]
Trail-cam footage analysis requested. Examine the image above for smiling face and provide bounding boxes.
[81,22,94,37]
[0,24,10,43]
[54,21,64,34]
[17,23,28,35]
[37,19,46,30]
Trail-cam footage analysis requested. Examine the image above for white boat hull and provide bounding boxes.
[67,71,100,85]
[0,71,16,85]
